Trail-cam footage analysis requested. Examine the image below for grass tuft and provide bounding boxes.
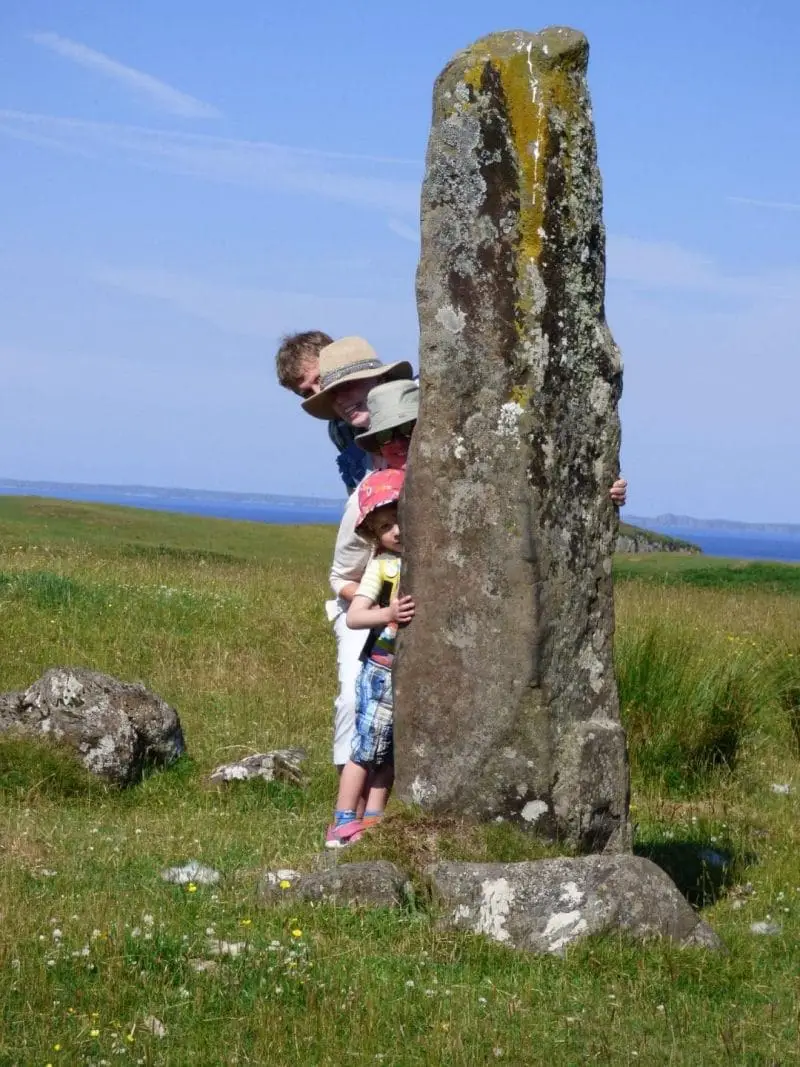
[0,736,109,798]
[617,622,760,793]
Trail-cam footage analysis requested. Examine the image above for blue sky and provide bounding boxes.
[1,0,798,521]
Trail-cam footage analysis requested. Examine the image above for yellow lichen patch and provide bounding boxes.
[509,384,535,409]
[456,44,583,326]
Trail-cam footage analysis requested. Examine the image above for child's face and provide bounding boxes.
[369,504,401,554]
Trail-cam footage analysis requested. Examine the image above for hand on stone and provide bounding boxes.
[390,595,416,625]
[609,478,627,507]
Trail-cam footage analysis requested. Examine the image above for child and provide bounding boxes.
[325,468,415,848]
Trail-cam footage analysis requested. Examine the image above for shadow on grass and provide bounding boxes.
[634,836,755,908]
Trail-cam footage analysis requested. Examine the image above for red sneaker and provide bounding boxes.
[324,820,364,850]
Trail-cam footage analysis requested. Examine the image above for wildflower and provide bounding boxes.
[125,1034,135,1044]
[291,928,302,938]
[187,883,198,894]
[90,1029,100,1037]
[279,880,291,890]
[240,918,252,927]
[53,1044,62,1051]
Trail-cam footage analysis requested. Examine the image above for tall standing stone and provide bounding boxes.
[394,27,628,850]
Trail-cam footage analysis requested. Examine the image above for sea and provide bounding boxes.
[0,481,345,527]
[2,481,799,564]
[632,523,800,565]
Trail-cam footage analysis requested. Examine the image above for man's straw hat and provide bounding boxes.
[301,336,413,420]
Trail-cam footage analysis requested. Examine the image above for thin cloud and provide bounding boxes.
[727,195,800,213]
[607,234,799,301]
[29,32,221,119]
[0,109,420,215]
[387,218,419,243]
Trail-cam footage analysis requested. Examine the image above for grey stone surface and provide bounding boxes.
[0,667,185,786]
[258,861,413,909]
[207,748,306,788]
[425,856,723,955]
[394,26,628,849]
[161,860,221,886]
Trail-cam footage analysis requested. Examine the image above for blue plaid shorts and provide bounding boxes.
[351,660,394,767]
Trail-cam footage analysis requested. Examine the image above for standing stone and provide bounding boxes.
[394,27,627,850]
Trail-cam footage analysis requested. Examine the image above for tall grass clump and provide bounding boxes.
[616,622,763,793]
[764,644,800,754]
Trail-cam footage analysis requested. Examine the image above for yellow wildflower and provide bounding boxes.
[291,928,302,938]
[187,883,198,893]
[279,880,291,890]
[240,918,252,926]
[53,1045,62,1051]
[90,1029,100,1038]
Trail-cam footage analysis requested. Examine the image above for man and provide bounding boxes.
[275,330,394,493]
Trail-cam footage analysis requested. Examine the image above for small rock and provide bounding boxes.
[161,860,220,886]
[206,939,248,958]
[770,783,791,795]
[189,958,219,973]
[143,1015,166,1038]
[207,749,306,788]
[750,921,782,936]
[258,861,413,909]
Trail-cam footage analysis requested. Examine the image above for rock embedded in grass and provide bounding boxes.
[425,855,724,955]
[207,748,306,788]
[258,861,414,909]
[161,860,221,886]
[0,667,185,786]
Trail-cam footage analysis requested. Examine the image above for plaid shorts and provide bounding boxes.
[351,660,394,768]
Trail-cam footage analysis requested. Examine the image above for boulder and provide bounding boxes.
[207,749,306,788]
[0,667,185,786]
[395,26,628,849]
[258,861,413,909]
[425,855,723,955]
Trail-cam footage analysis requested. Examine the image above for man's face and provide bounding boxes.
[330,379,373,427]
[292,359,321,400]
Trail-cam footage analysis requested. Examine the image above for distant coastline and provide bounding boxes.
[2,480,799,562]
[626,513,800,536]
[0,478,344,511]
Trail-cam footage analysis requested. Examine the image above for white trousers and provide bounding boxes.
[330,603,366,766]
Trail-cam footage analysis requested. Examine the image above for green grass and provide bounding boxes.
[616,550,800,595]
[1,496,799,1065]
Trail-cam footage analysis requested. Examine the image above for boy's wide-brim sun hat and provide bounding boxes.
[355,468,406,532]
[355,379,420,452]
[300,336,413,421]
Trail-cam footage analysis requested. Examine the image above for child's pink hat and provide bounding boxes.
[356,469,405,531]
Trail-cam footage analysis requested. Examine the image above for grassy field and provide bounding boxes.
[1,495,799,1066]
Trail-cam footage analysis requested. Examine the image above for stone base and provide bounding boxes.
[426,855,723,955]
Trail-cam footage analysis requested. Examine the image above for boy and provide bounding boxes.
[325,468,415,848]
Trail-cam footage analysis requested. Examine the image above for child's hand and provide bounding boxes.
[390,595,416,625]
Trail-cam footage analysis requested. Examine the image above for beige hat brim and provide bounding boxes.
[301,361,414,420]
